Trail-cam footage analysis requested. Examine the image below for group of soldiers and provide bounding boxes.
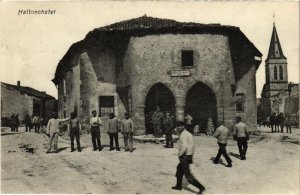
[262,112,293,133]
[10,113,43,133]
[46,110,135,154]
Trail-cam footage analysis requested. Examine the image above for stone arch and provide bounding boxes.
[144,82,176,134]
[185,82,217,131]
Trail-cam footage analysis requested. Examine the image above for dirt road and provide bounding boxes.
[1,126,299,194]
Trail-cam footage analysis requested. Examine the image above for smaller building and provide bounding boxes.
[1,81,57,126]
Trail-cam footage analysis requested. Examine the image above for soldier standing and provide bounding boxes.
[46,113,70,153]
[108,113,120,151]
[213,121,232,167]
[233,117,249,160]
[90,110,102,151]
[121,113,134,152]
[270,113,277,133]
[172,121,206,194]
[151,106,163,137]
[277,113,285,133]
[285,115,292,134]
[68,112,81,152]
[25,114,31,132]
[163,112,174,148]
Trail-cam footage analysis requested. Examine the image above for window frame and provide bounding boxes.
[181,50,194,68]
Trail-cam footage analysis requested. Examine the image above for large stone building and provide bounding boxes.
[1,81,57,126]
[52,16,262,134]
[260,22,299,119]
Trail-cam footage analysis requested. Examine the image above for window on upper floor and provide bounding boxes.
[279,66,283,80]
[235,93,245,112]
[181,50,194,68]
[274,66,278,80]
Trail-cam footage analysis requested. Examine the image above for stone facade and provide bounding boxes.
[1,81,57,125]
[53,16,262,133]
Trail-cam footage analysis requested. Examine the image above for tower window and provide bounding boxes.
[274,66,278,80]
[279,66,283,80]
[181,50,194,68]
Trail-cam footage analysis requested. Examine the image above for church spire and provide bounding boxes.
[267,22,286,59]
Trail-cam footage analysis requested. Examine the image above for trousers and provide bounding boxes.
[48,133,58,151]
[109,132,119,149]
[286,125,292,133]
[123,132,133,150]
[91,126,101,150]
[70,128,81,150]
[165,132,173,147]
[214,142,232,164]
[175,155,205,190]
[237,137,248,158]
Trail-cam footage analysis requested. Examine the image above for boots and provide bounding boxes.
[172,177,182,190]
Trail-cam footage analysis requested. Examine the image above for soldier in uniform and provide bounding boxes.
[233,117,249,160]
[151,106,164,137]
[68,112,81,152]
[108,113,120,151]
[121,113,134,152]
[213,121,232,167]
[172,121,206,194]
[163,112,174,148]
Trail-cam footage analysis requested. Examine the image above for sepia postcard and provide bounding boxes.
[0,1,299,194]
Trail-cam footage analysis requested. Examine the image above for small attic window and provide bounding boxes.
[181,50,194,68]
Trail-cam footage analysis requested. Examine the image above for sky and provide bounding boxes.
[0,1,299,99]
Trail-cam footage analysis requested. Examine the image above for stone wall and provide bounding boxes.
[123,34,238,133]
[1,85,33,123]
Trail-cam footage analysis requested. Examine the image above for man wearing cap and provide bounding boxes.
[90,110,102,151]
[121,112,134,152]
[213,121,232,167]
[108,113,120,151]
[172,121,206,194]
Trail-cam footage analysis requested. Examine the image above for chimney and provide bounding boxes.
[17,81,21,90]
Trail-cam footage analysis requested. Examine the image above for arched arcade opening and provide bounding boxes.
[144,83,176,134]
[185,82,217,132]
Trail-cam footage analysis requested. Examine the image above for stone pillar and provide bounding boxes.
[132,105,146,135]
[175,93,185,122]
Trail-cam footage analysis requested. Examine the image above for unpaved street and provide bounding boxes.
[1,126,299,194]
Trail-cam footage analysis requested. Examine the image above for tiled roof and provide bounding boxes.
[1,82,55,99]
[53,16,263,84]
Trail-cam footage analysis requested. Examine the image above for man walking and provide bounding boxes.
[108,113,120,151]
[46,113,70,153]
[163,112,174,148]
[121,113,134,152]
[233,117,249,160]
[68,112,81,152]
[213,121,232,167]
[151,106,164,137]
[172,121,206,194]
[90,110,102,151]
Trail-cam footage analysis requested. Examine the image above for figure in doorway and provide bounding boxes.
[206,118,214,136]
[10,114,16,132]
[163,112,174,148]
[151,106,164,137]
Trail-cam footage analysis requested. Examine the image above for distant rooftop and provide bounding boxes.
[1,81,55,100]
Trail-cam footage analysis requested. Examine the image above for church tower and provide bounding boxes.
[261,22,288,115]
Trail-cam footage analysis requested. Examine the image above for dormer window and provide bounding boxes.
[181,50,194,68]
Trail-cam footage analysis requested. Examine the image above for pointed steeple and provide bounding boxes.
[267,24,286,59]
